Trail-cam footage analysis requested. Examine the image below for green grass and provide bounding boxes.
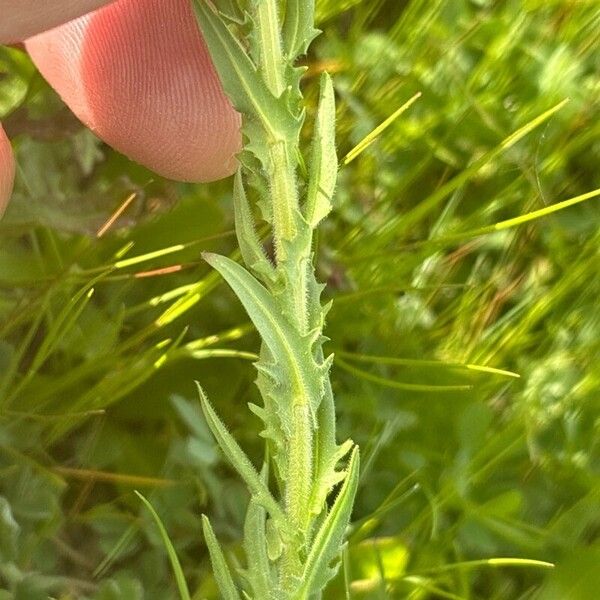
[1,0,599,598]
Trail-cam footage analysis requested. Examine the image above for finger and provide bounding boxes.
[26,0,242,183]
[0,123,15,216]
[0,0,114,43]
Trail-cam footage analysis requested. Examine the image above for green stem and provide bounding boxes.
[253,2,318,589]
[267,140,299,261]
[281,404,314,589]
[253,0,300,262]
[255,0,286,97]
[193,1,359,597]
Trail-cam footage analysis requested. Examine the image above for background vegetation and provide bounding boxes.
[1,0,599,598]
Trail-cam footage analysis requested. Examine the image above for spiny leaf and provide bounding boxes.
[135,491,191,600]
[202,253,325,426]
[248,399,286,474]
[299,447,361,596]
[311,375,343,515]
[282,0,320,60]
[196,384,289,530]
[192,0,296,140]
[311,435,354,516]
[232,169,274,279]
[202,515,242,600]
[305,72,338,228]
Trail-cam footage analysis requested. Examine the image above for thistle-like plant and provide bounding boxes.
[190,0,359,597]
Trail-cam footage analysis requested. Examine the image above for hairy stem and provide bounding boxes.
[193,1,359,597]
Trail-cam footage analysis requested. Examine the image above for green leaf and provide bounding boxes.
[233,170,273,279]
[134,492,191,600]
[282,0,320,60]
[0,47,35,117]
[243,496,275,598]
[3,278,101,410]
[299,447,360,597]
[202,253,325,426]
[28,285,96,375]
[311,375,348,516]
[201,515,242,600]
[305,72,338,228]
[196,384,289,530]
[0,497,19,562]
[192,0,294,140]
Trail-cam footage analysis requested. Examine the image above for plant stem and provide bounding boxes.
[193,1,359,596]
[255,0,286,97]
[267,140,299,261]
[254,1,315,586]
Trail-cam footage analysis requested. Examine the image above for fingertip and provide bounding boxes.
[26,0,242,182]
[0,124,16,217]
[0,0,114,43]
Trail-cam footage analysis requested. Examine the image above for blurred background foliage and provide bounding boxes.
[1,0,599,598]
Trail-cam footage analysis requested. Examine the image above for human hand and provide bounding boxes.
[0,0,241,215]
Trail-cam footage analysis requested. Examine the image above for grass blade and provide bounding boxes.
[342,92,421,166]
[335,356,473,392]
[135,491,191,600]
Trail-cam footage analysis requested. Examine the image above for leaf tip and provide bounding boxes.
[202,251,217,264]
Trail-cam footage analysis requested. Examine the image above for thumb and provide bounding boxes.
[0,0,114,43]
[0,123,16,216]
[26,0,242,182]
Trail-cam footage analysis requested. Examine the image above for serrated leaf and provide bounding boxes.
[305,73,338,228]
[233,170,274,279]
[196,384,289,530]
[202,253,324,426]
[299,447,360,596]
[192,0,295,140]
[311,434,354,516]
[202,515,242,600]
[135,492,191,600]
[282,0,320,60]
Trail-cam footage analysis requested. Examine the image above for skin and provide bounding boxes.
[0,0,115,43]
[0,124,15,216]
[0,0,241,215]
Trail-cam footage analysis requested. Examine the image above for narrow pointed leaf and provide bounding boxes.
[135,492,191,600]
[192,0,293,138]
[202,253,324,422]
[311,375,341,514]
[233,170,273,278]
[305,72,338,228]
[300,447,360,596]
[243,497,273,597]
[202,515,242,600]
[196,384,288,529]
